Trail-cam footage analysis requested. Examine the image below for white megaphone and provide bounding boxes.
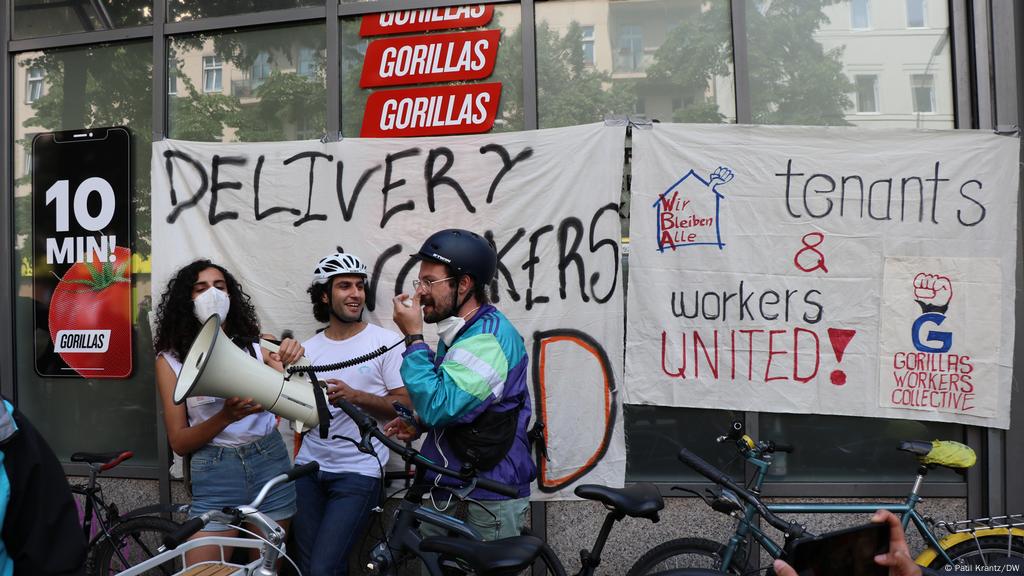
[173,314,326,431]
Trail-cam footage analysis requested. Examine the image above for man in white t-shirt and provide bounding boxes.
[292,252,410,576]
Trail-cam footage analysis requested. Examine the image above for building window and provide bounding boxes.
[251,51,271,88]
[298,48,316,78]
[911,73,935,113]
[26,67,44,103]
[168,72,177,96]
[202,55,223,93]
[851,0,871,30]
[855,74,879,113]
[581,25,595,67]
[616,25,645,72]
[906,0,927,27]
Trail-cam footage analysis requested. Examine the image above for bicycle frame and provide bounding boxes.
[715,443,954,568]
[367,477,485,575]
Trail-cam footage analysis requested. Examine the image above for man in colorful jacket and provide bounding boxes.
[0,397,86,575]
[388,228,536,540]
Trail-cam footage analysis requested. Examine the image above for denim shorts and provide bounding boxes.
[189,432,297,531]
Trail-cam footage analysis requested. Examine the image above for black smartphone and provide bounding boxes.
[784,522,890,576]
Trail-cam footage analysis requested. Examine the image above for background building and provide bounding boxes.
[1,0,1021,573]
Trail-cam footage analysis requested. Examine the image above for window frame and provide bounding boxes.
[851,0,872,31]
[906,0,928,28]
[25,66,43,103]
[911,72,936,113]
[202,54,223,93]
[854,73,881,113]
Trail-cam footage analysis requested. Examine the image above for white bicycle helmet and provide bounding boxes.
[312,252,368,285]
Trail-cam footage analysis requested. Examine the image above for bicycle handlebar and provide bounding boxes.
[333,398,519,499]
[161,461,321,550]
[677,448,805,538]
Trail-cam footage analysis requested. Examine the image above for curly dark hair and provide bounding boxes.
[153,259,261,360]
[308,281,331,323]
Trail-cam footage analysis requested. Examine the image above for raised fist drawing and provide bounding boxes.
[913,272,952,313]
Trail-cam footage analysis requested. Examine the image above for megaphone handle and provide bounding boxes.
[305,369,332,440]
[259,339,311,371]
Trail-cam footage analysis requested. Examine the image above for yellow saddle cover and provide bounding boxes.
[921,440,976,469]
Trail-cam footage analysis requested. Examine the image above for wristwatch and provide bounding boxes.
[405,333,424,346]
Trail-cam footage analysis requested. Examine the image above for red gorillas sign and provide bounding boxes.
[361,83,502,138]
[360,5,494,37]
[361,30,501,88]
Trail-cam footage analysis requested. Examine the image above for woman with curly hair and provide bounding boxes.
[154,259,303,562]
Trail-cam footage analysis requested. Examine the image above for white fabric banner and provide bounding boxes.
[626,124,1018,429]
[151,124,626,498]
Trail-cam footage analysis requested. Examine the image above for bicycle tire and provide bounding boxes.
[92,516,182,576]
[928,533,1024,569]
[626,538,748,576]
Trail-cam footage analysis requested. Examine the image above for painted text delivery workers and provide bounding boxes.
[385,228,537,541]
[154,259,304,563]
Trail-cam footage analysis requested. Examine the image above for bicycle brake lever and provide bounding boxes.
[447,477,478,501]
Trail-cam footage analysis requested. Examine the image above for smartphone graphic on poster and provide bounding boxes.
[31,127,133,378]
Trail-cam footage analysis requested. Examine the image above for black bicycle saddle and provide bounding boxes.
[419,534,544,575]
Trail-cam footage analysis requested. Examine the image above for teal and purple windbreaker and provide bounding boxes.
[400,304,536,499]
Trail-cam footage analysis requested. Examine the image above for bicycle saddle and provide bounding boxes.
[71,451,133,469]
[420,534,544,575]
[899,440,976,470]
[574,483,665,521]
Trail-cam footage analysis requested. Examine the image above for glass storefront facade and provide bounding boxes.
[2,1,1021,513]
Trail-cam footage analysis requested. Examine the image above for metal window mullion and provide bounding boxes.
[522,0,537,130]
[950,0,972,128]
[327,0,340,139]
[2,0,15,402]
[731,0,751,124]
[9,25,153,52]
[151,0,171,510]
[973,0,993,129]
[163,6,326,36]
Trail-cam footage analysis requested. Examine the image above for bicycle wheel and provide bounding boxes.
[627,538,748,576]
[928,534,1024,569]
[92,516,182,576]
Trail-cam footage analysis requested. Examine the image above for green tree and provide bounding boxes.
[746,0,854,125]
[647,0,853,126]
[20,43,154,254]
[494,21,638,129]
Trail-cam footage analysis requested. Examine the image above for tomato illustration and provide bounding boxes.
[48,246,133,378]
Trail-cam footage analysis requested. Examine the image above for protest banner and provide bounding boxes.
[626,124,1018,429]
[151,123,626,497]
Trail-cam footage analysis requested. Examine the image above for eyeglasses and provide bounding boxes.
[412,276,455,292]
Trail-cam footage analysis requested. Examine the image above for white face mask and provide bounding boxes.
[193,287,231,323]
[436,305,480,347]
[436,316,465,348]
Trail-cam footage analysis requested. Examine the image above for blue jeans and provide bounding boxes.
[293,471,381,576]
[189,432,296,531]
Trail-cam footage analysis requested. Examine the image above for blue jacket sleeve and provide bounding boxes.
[400,333,510,428]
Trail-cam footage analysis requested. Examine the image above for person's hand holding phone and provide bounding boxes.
[772,509,921,576]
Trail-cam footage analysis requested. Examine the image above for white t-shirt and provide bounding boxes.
[160,344,277,447]
[295,324,406,477]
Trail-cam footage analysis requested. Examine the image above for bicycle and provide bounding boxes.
[626,420,1024,575]
[331,397,666,576]
[70,450,186,575]
[114,460,319,576]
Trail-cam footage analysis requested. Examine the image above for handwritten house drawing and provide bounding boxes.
[652,166,732,252]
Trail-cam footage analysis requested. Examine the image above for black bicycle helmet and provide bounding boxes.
[412,229,497,285]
